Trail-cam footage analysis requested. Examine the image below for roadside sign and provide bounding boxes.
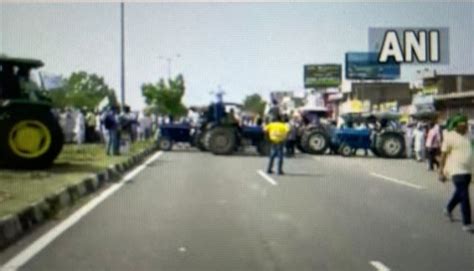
[345,52,400,80]
[304,64,342,88]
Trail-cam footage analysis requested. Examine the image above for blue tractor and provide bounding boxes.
[204,101,270,155]
[156,100,270,155]
[332,112,406,158]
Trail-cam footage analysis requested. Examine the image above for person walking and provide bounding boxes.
[413,123,425,161]
[103,106,119,156]
[439,114,473,232]
[74,109,86,148]
[264,115,290,175]
[426,122,441,171]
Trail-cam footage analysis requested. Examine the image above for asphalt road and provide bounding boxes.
[2,149,474,271]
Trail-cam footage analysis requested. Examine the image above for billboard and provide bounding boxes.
[345,52,400,80]
[304,64,342,88]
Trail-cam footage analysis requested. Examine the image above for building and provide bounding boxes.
[350,82,412,111]
[420,73,474,120]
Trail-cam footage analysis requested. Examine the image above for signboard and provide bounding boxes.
[412,94,435,112]
[345,52,400,80]
[304,64,342,88]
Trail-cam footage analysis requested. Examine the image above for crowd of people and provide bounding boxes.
[54,106,156,155]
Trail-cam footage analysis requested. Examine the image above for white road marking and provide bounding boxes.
[370,172,424,190]
[370,261,391,271]
[0,151,164,271]
[257,170,278,186]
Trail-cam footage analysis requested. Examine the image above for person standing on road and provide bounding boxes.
[439,114,473,232]
[426,122,441,171]
[264,115,290,175]
[413,123,425,161]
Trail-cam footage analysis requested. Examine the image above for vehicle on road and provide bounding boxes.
[0,57,64,169]
[204,101,270,156]
[333,112,406,158]
[156,101,270,155]
[295,106,333,155]
[156,123,195,151]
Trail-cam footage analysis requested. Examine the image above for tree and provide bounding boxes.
[141,74,187,117]
[243,93,266,116]
[47,71,116,110]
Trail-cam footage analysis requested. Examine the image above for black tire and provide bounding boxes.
[208,127,236,155]
[193,131,207,151]
[0,111,64,169]
[301,129,329,155]
[376,133,405,158]
[338,143,353,157]
[257,140,271,156]
[157,137,173,151]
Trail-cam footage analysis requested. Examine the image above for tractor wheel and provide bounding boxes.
[376,133,405,158]
[257,140,271,156]
[157,137,173,151]
[301,129,329,155]
[0,111,64,169]
[208,127,236,155]
[296,142,306,154]
[338,143,353,157]
[192,131,207,151]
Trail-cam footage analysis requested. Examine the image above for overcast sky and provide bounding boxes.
[1,2,473,109]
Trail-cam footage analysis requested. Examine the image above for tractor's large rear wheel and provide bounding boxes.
[301,129,329,155]
[0,111,64,169]
[376,133,405,158]
[208,127,236,155]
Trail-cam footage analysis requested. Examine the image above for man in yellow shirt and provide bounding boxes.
[264,116,290,175]
[439,114,473,232]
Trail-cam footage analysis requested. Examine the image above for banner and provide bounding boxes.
[345,52,400,80]
[304,64,342,88]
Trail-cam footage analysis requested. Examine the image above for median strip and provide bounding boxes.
[370,172,424,190]
[1,151,163,271]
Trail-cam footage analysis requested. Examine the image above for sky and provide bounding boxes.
[1,2,473,110]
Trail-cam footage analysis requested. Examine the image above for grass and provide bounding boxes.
[0,141,155,217]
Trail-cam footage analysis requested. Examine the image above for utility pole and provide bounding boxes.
[120,2,126,108]
[159,54,180,79]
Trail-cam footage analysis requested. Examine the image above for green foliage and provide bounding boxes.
[141,74,187,117]
[243,93,266,116]
[47,71,116,110]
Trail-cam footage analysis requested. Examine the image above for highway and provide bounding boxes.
[1,150,473,271]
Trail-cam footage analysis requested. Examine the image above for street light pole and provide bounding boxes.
[120,2,126,108]
[159,54,180,79]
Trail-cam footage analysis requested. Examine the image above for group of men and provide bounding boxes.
[57,106,155,155]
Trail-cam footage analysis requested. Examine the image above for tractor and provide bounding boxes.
[203,101,270,156]
[333,112,406,158]
[295,106,333,155]
[0,57,64,169]
[156,101,269,156]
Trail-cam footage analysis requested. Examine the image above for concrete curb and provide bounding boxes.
[0,144,159,250]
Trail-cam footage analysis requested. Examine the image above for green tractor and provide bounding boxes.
[0,57,64,169]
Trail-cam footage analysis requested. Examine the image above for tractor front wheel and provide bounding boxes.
[157,137,173,151]
[0,111,63,169]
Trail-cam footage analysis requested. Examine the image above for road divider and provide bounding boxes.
[0,151,163,271]
[370,172,424,190]
[257,170,278,186]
